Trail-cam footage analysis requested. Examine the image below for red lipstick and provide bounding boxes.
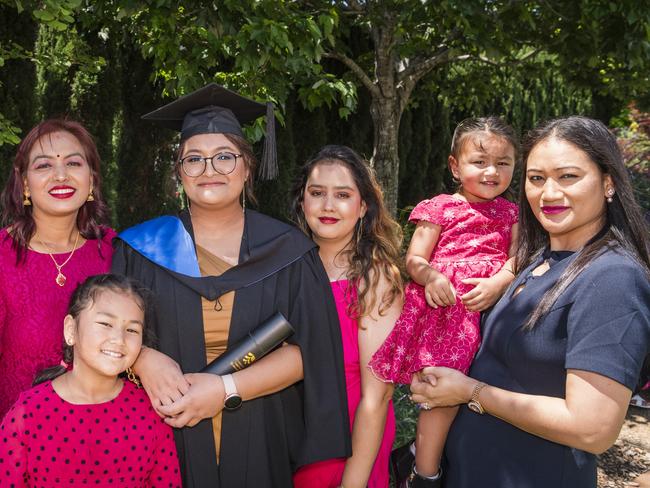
[319,217,339,224]
[48,186,76,199]
[541,206,569,215]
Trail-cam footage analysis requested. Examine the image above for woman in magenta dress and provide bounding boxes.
[0,119,114,418]
[369,117,519,487]
[0,274,181,487]
[291,145,403,488]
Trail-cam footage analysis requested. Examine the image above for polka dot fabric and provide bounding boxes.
[369,194,518,384]
[0,379,181,487]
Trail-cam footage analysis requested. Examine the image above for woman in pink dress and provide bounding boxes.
[291,145,403,488]
[0,119,114,419]
[369,117,520,487]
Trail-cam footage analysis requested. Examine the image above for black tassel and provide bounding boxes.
[259,102,278,180]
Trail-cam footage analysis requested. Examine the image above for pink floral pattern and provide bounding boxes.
[0,228,115,418]
[369,195,518,384]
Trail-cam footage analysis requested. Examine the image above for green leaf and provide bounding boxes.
[33,9,55,21]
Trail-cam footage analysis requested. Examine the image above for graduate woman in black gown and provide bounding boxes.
[409,116,650,488]
[111,84,350,488]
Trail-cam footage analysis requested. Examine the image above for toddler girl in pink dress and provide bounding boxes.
[369,117,520,487]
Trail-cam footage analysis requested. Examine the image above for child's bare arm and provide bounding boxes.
[406,222,455,307]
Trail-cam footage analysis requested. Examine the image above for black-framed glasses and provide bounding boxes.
[179,151,242,177]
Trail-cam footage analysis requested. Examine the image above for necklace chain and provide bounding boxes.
[36,231,81,287]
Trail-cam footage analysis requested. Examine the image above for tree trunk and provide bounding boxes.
[370,93,401,215]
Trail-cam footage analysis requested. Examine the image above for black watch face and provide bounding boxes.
[225,394,242,410]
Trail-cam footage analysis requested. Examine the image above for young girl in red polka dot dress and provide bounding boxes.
[0,274,181,487]
[369,117,519,487]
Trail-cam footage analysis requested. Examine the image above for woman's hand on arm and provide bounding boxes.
[341,276,401,488]
[411,366,631,454]
[406,222,455,308]
[158,373,225,428]
[133,346,190,416]
[232,343,303,399]
[158,344,303,428]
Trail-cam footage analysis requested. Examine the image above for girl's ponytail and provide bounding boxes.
[33,342,73,385]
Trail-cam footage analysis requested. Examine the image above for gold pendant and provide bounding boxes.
[55,272,67,287]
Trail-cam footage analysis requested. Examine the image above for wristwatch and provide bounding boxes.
[222,374,242,411]
[467,382,487,414]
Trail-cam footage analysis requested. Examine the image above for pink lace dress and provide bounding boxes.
[369,195,518,384]
[0,228,115,418]
[293,280,395,488]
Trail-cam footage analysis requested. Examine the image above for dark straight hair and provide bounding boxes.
[515,116,650,330]
[450,116,521,162]
[33,274,156,385]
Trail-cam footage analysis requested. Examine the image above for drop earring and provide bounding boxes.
[179,185,192,215]
[606,189,615,203]
[23,189,31,206]
[87,184,95,202]
[242,188,246,213]
[355,216,364,246]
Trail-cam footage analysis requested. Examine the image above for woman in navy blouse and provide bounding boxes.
[409,116,650,488]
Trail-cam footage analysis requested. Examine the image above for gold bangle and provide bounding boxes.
[467,381,487,414]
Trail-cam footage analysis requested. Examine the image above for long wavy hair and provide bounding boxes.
[34,274,156,385]
[0,119,110,262]
[515,116,650,330]
[290,145,404,320]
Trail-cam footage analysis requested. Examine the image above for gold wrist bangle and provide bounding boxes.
[467,381,487,414]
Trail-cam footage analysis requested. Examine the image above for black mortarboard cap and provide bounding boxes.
[142,83,278,180]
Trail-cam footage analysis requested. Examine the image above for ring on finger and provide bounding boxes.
[419,402,432,411]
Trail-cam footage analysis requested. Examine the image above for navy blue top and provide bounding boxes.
[445,246,650,488]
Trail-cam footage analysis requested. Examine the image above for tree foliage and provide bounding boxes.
[0,0,648,223]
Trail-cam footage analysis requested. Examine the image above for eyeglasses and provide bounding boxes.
[179,152,242,177]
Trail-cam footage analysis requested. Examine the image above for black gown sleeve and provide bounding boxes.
[286,248,351,468]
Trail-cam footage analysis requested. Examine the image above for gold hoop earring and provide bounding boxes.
[126,367,141,388]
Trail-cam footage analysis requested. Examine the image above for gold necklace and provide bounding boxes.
[37,231,81,287]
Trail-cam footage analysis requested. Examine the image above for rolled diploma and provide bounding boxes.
[200,312,294,375]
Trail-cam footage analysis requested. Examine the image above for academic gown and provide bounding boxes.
[112,210,351,488]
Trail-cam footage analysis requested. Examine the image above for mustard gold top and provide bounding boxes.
[196,244,235,461]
